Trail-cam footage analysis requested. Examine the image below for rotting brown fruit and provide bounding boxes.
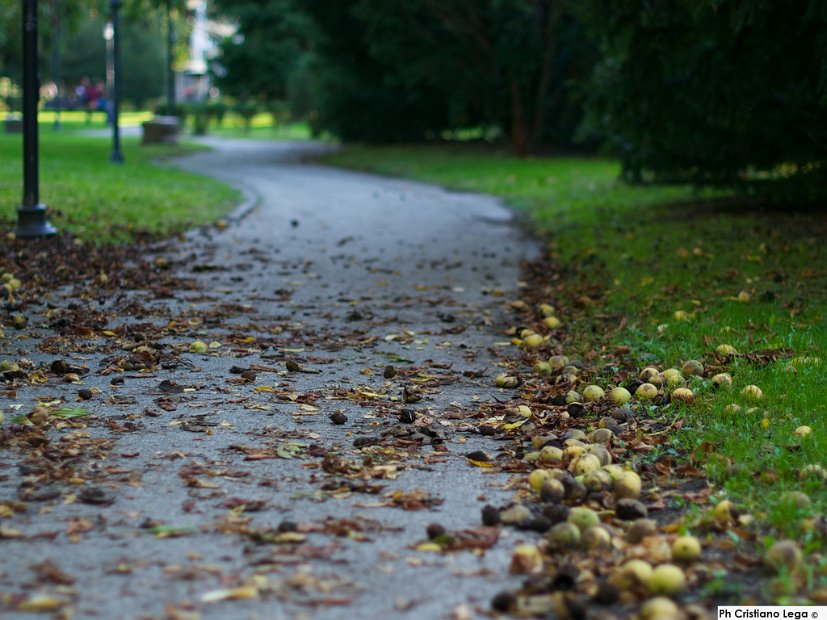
[547,522,581,550]
[640,367,660,382]
[712,373,733,387]
[764,540,803,573]
[626,518,658,543]
[540,479,565,503]
[671,387,695,404]
[589,428,614,445]
[681,359,704,377]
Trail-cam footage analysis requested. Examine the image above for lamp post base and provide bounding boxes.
[15,203,57,238]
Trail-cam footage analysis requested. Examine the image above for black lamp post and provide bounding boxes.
[51,0,61,131]
[109,0,123,164]
[166,0,176,112]
[16,0,57,239]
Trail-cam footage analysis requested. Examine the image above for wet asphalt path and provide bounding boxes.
[1,138,539,619]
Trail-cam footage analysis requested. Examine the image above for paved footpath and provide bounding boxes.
[1,139,538,620]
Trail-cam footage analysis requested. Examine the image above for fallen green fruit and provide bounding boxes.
[635,383,658,400]
[189,340,209,354]
[648,564,686,595]
[764,540,802,573]
[671,535,701,562]
[583,385,605,402]
[609,387,631,405]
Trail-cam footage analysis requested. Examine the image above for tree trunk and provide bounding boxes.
[509,73,529,156]
[528,1,565,149]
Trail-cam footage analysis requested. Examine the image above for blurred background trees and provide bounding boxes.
[0,0,186,111]
[214,0,596,154]
[576,0,827,189]
[210,0,826,196]
[1,0,824,195]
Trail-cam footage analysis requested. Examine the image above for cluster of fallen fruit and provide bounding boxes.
[445,302,815,618]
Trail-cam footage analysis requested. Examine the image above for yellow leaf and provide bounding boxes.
[467,459,494,468]
[246,404,271,411]
[254,385,276,393]
[503,419,528,431]
[201,585,258,603]
[17,595,63,612]
[30,372,48,384]
[411,374,436,383]
[355,390,385,399]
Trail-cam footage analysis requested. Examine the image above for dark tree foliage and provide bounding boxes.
[293,0,453,143]
[348,0,578,153]
[0,0,97,84]
[577,0,827,187]
[212,0,595,152]
[302,0,595,152]
[212,0,312,103]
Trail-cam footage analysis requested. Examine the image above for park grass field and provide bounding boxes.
[0,118,239,243]
[35,109,153,132]
[325,144,827,584]
[205,114,313,141]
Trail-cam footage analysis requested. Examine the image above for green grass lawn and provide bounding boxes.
[192,113,313,141]
[0,126,240,243]
[325,145,827,559]
[33,109,313,140]
[35,109,154,132]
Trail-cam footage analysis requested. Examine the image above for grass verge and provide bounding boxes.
[0,129,240,243]
[325,144,827,595]
[205,116,313,141]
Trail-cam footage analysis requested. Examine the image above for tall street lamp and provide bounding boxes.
[109,0,123,164]
[166,0,176,112]
[104,22,114,102]
[16,0,57,238]
[51,0,61,131]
